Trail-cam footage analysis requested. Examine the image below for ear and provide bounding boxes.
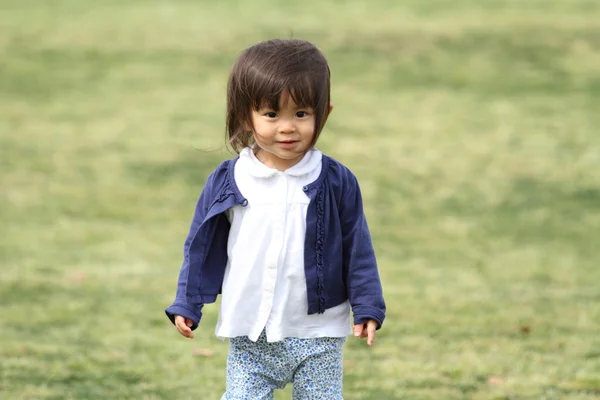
[328,103,334,115]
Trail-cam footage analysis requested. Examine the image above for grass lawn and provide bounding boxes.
[1,0,599,399]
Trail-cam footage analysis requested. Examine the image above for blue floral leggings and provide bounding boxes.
[220,332,346,399]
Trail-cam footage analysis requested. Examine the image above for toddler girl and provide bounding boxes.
[166,38,386,399]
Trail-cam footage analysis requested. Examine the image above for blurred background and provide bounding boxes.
[1,1,599,399]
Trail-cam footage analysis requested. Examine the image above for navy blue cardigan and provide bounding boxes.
[165,155,386,331]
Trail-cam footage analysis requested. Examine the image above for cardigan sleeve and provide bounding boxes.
[340,173,386,329]
[164,171,217,331]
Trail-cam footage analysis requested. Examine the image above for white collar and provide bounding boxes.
[238,147,323,178]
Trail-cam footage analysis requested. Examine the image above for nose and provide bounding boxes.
[277,118,296,134]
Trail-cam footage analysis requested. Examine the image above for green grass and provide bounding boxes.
[1,0,600,399]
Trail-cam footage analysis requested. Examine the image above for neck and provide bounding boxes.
[254,148,304,172]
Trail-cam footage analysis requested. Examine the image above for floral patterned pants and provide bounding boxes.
[221,332,346,399]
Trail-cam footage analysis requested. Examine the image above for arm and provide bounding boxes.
[340,173,386,329]
[164,174,215,331]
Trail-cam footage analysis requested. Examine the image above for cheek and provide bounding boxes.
[252,131,270,146]
[300,120,316,136]
[252,121,275,138]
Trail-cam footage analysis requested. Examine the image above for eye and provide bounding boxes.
[296,111,309,118]
[265,112,277,118]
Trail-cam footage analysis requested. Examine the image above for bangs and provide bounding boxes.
[252,75,316,112]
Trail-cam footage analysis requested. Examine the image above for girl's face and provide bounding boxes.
[250,92,316,171]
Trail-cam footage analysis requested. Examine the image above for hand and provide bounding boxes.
[174,315,195,339]
[353,320,378,346]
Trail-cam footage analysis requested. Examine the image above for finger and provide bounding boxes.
[175,318,194,339]
[367,322,377,346]
[185,318,193,328]
[354,324,368,339]
[361,327,368,339]
[175,319,187,333]
[175,317,188,331]
[180,325,194,339]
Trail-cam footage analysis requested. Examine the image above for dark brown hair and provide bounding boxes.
[226,39,331,153]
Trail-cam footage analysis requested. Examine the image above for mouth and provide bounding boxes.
[277,140,300,149]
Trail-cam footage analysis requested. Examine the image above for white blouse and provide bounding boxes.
[215,147,351,342]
